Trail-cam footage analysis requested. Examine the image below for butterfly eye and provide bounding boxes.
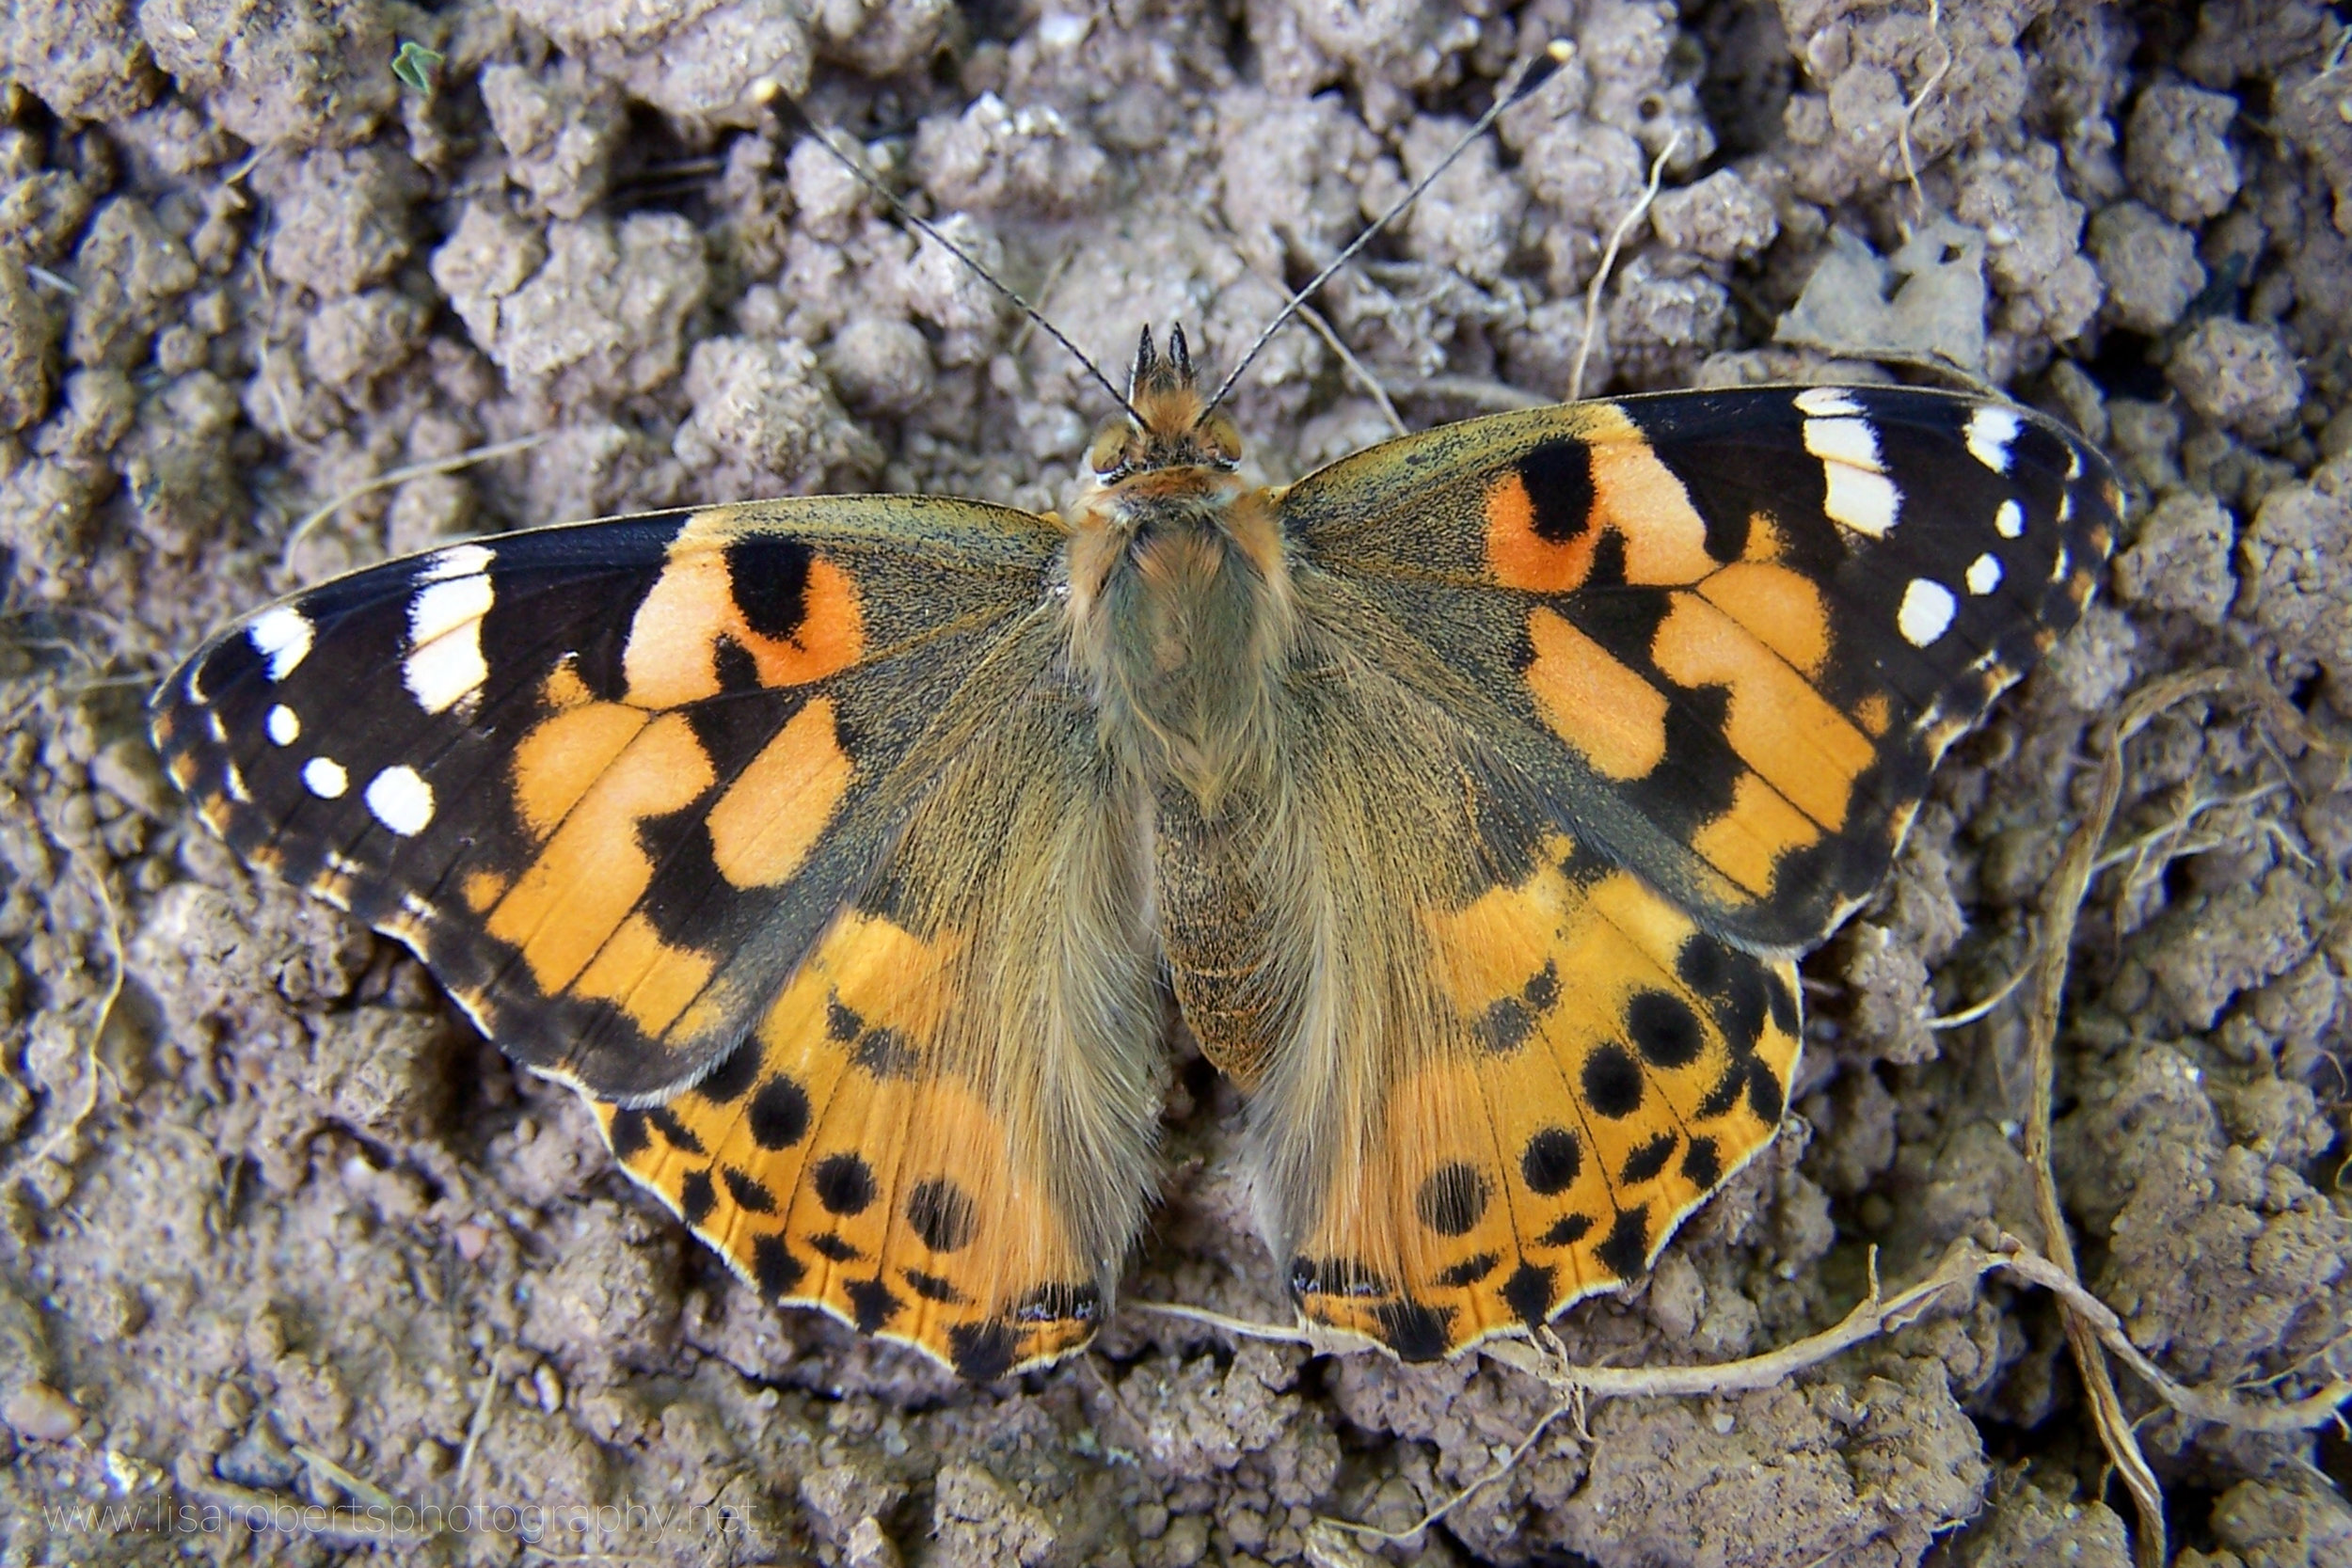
[1200,411,1243,467]
[1087,425,1130,478]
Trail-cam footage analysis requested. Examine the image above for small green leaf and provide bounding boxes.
[390,40,444,94]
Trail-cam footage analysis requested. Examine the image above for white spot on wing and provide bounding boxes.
[1823,465,1900,538]
[248,606,315,681]
[1994,499,2025,539]
[405,573,495,715]
[302,756,349,799]
[409,574,494,646]
[1964,406,2023,473]
[421,543,496,582]
[1897,578,1957,647]
[1794,387,1864,417]
[224,761,250,801]
[1802,415,1883,471]
[2051,544,2070,582]
[1964,553,2003,594]
[266,705,300,746]
[365,766,436,836]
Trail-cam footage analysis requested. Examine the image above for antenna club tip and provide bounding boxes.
[1513,40,1574,102]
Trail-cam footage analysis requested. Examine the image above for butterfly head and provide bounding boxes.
[1085,325,1244,483]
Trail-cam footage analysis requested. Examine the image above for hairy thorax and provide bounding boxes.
[1062,400,1295,809]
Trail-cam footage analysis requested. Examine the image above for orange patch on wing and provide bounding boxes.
[512,701,650,840]
[1853,692,1892,737]
[461,868,510,913]
[1524,608,1669,781]
[570,911,718,1037]
[1649,595,1875,831]
[542,658,592,712]
[707,697,855,890]
[1485,470,1597,594]
[1582,406,1715,586]
[1691,771,1821,895]
[622,539,864,707]
[488,712,715,995]
[1422,835,1576,1016]
[591,904,1100,1370]
[1695,562,1832,678]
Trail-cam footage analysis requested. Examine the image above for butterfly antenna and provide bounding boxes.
[1195,40,1576,427]
[754,81,1147,429]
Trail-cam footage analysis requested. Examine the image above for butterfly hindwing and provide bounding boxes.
[596,644,1164,1375]
[1186,617,1801,1357]
[151,497,1061,1101]
[1283,385,2121,952]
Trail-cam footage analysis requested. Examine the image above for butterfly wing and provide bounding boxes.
[1282,385,2120,953]
[592,631,1164,1375]
[151,498,1058,1103]
[156,499,1165,1376]
[1239,386,2119,1355]
[1206,629,1804,1356]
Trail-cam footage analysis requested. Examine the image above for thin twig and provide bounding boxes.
[450,1346,505,1503]
[1394,374,1548,411]
[2026,667,2239,1568]
[0,851,121,1188]
[1571,130,1679,403]
[1894,0,1952,230]
[282,433,552,557]
[1314,1233,2350,1544]
[1294,300,1408,438]
[1925,957,2034,1031]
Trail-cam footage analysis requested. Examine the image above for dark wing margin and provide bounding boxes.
[1284,384,2121,952]
[151,497,1060,1101]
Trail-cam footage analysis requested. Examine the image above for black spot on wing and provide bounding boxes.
[1681,1136,1722,1189]
[1375,1300,1454,1361]
[1619,1132,1677,1184]
[1502,1262,1556,1325]
[749,1076,810,1148]
[1677,937,1766,1057]
[647,1105,704,1155]
[723,533,816,642]
[905,1179,977,1252]
[696,1041,760,1102]
[1416,1164,1490,1236]
[1539,1212,1593,1247]
[722,1166,775,1213]
[1581,1044,1644,1118]
[807,1233,862,1262]
[1521,1128,1581,1195]
[1518,438,1597,545]
[678,1169,716,1224]
[814,1152,877,1215]
[948,1319,1018,1381]
[844,1275,902,1333]
[1747,1058,1787,1123]
[903,1267,967,1304]
[1436,1252,1501,1288]
[1627,990,1704,1068]
[1593,1206,1650,1279]
[609,1108,649,1159]
[752,1233,803,1295]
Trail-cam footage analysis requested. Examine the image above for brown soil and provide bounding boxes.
[2,1,2348,1564]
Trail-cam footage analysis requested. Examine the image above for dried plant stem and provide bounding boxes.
[1570,130,1678,403]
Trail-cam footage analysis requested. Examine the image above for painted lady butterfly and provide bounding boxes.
[152,314,2116,1379]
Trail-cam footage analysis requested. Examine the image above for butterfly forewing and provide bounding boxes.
[1248,384,2119,1357]
[151,498,1061,1101]
[1283,385,2121,954]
